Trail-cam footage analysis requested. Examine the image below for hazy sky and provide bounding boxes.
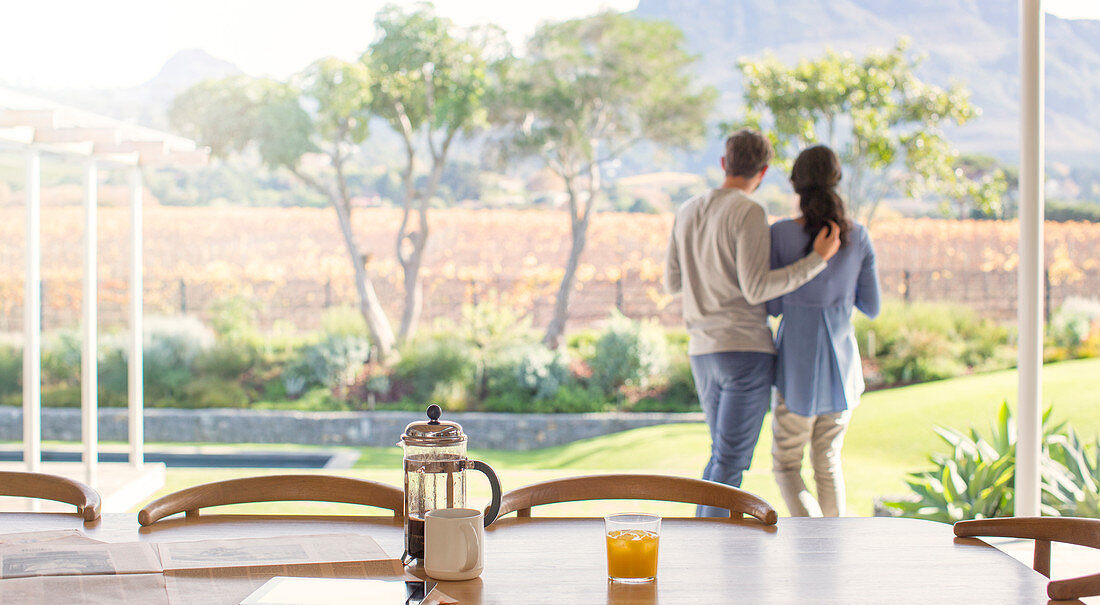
[3,0,1098,89]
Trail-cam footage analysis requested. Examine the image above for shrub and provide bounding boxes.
[854,301,1013,385]
[283,335,371,397]
[194,343,258,381]
[0,346,19,399]
[181,376,250,408]
[42,332,81,388]
[1049,297,1100,350]
[631,360,698,412]
[886,402,1100,522]
[209,295,260,344]
[487,344,573,402]
[392,338,476,410]
[482,383,609,414]
[320,306,368,338]
[588,312,670,395]
[142,316,214,405]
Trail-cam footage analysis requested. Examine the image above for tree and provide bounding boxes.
[367,3,498,342]
[739,39,986,221]
[170,64,399,360]
[502,12,715,348]
[941,154,1009,219]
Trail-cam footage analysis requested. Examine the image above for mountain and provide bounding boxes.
[633,0,1100,161]
[23,49,242,130]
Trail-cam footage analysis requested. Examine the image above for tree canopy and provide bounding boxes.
[502,11,716,347]
[739,40,1001,220]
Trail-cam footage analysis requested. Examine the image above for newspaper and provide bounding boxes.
[0,541,162,579]
[0,529,102,546]
[0,573,168,604]
[165,563,405,603]
[0,532,405,605]
[155,533,398,572]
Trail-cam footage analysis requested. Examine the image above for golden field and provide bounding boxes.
[0,206,1097,332]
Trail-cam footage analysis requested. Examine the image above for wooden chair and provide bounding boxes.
[954,517,1100,601]
[495,474,778,525]
[0,471,102,521]
[138,474,404,526]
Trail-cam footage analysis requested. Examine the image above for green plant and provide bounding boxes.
[0,346,20,399]
[283,335,371,397]
[209,295,260,344]
[588,312,669,396]
[180,376,251,408]
[487,344,573,402]
[886,401,1100,521]
[1045,425,1100,517]
[320,305,368,338]
[1049,297,1100,350]
[631,360,698,412]
[193,343,258,381]
[855,301,1013,385]
[142,316,214,405]
[392,338,476,410]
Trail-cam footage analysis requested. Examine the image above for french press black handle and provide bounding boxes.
[469,459,502,527]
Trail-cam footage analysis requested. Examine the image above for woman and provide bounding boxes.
[766,145,880,517]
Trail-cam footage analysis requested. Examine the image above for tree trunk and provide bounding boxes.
[291,165,396,361]
[543,170,596,349]
[330,186,397,362]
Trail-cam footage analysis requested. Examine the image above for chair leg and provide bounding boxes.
[1034,539,1051,578]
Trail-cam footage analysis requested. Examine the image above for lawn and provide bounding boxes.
[142,358,1100,518]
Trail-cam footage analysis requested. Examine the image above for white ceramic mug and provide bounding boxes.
[424,507,484,581]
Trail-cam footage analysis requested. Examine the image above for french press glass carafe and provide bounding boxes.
[400,404,502,562]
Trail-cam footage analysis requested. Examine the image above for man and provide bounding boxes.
[664,129,840,516]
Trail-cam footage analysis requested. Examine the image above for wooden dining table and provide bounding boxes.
[0,512,1058,604]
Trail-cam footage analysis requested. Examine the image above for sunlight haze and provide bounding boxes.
[0,0,1096,89]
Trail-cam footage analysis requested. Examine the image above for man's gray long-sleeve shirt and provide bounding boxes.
[664,188,827,356]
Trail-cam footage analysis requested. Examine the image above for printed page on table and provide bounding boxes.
[0,529,104,546]
[165,565,408,604]
[154,534,401,573]
[0,573,169,604]
[0,541,162,579]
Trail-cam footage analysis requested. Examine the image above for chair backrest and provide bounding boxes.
[496,474,778,525]
[954,517,1100,601]
[0,471,102,521]
[138,474,404,526]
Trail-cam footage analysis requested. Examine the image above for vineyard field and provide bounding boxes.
[0,206,1097,333]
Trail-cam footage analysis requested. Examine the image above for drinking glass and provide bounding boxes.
[604,513,661,582]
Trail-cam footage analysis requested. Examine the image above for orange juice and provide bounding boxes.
[606,529,659,580]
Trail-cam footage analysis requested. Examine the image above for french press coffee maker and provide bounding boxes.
[400,404,502,562]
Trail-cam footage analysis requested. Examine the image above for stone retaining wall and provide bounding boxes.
[0,408,704,451]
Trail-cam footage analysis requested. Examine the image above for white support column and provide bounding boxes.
[1016,0,1044,517]
[128,167,144,469]
[82,160,99,488]
[23,149,41,473]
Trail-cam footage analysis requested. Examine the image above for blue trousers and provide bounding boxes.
[690,351,775,517]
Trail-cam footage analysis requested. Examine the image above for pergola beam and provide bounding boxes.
[35,127,122,145]
[0,109,55,129]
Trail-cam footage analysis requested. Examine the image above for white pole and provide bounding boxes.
[23,150,41,473]
[82,160,99,488]
[1016,0,1044,517]
[128,167,144,469]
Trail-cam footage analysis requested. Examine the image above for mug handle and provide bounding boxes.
[469,460,502,527]
[460,520,481,572]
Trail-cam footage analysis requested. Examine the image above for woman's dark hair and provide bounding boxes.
[790,145,851,255]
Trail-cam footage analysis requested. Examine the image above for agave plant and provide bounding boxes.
[1044,426,1100,517]
[885,401,1100,521]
